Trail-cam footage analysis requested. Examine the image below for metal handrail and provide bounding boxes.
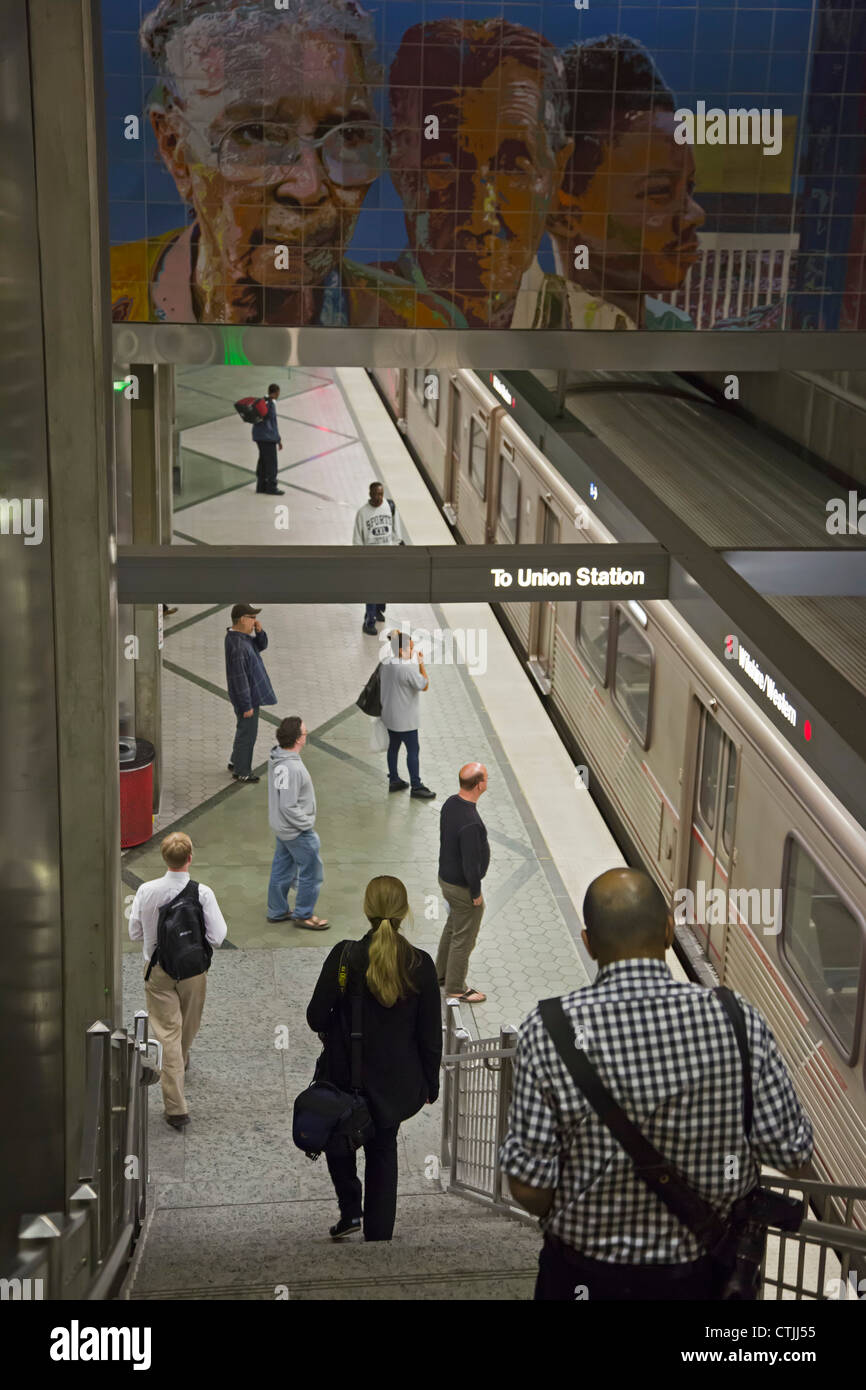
[440,1002,866,1296]
[3,1012,160,1301]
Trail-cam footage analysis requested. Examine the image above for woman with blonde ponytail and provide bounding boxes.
[307,876,442,1242]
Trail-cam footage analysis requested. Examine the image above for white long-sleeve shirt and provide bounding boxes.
[128,870,228,962]
[352,500,403,546]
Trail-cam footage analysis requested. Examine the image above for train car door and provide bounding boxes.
[685,701,739,972]
[444,378,462,521]
[530,498,560,682]
[381,368,405,422]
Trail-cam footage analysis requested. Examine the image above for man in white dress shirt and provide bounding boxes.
[128,831,228,1129]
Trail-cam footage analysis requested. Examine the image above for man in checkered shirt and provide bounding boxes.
[500,868,813,1300]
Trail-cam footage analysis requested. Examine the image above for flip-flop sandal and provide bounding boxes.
[452,987,486,1004]
[294,916,329,931]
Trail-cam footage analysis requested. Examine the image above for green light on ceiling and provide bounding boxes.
[223,329,250,366]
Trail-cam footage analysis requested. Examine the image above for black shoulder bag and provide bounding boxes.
[538,987,803,1300]
[356,663,382,717]
[292,943,375,1161]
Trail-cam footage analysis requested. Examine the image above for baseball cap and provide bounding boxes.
[231,604,262,622]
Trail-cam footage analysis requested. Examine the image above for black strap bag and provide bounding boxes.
[356,663,382,718]
[145,880,213,982]
[293,944,375,1161]
[386,496,405,545]
[538,986,803,1300]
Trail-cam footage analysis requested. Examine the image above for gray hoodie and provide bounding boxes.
[268,746,316,841]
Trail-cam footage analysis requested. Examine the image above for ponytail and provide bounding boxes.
[364,904,419,1008]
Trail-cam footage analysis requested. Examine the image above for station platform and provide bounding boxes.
[120,366,656,1299]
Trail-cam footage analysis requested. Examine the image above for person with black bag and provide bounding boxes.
[250,383,284,496]
[303,876,442,1241]
[128,832,227,1130]
[500,867,814,1300]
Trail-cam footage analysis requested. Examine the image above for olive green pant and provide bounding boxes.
[435,877,485,994]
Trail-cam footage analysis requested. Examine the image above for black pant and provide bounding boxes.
[326,1124,400,1241]
[255,441,278,492]
[534,1234,721,1301]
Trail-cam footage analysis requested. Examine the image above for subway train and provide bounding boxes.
[372,365,866,1205]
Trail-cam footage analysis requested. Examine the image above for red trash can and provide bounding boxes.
[120,738,155,848]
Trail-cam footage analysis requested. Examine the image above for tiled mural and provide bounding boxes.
[104,0,866,330]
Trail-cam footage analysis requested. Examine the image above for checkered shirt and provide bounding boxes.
[499,958,814,1264]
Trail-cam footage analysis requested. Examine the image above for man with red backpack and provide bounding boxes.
[128,832,228,1130]
[251,383,284,495]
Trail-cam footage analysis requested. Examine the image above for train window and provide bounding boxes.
[575,603,610,683]
[499,456,520,541]
[612,607,653,745]
[469,419,487,499]
[698,717,723,830]
[781,837,864,1057]
[721,745,738,853]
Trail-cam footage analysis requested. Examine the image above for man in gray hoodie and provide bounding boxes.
[266,716,328,930]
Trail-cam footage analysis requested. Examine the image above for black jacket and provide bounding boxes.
[306,932,442,1129]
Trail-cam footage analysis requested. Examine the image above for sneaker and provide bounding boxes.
[329,1216,361,1240]
[389,779,409,792]
[233,773,260,784]
[410,785,436,799]
[165,1113,190,1130]
[362,623,377,635]
[263,488,285,496]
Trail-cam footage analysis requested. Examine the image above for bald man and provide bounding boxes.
[500,867,814,1301]
[435,763,490,1003]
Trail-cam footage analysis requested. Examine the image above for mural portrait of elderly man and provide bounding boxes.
[110,0,458,327]
[538,35,706,331]
[382,20,574,330]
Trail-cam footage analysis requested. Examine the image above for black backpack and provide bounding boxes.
[145,880,213,982]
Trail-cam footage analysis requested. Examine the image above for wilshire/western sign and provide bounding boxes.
[117,544,670,604]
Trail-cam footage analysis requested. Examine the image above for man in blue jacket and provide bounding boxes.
[224,604,277,783]
[253,384,284,496]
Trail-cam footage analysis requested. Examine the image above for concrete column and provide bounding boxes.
[130,364,163,808]
[157,365,175,545]
[0,0,120,1263]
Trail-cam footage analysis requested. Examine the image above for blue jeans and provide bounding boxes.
[387,729,420,788]
[230,706,259,776]
[267,830,323,920]
[364,603,385,626]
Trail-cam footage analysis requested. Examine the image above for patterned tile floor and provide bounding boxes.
[122,366,614,1299]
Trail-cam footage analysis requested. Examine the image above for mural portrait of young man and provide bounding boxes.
[105,0,866,332]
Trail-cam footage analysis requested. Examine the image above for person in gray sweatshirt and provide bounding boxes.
[266,716,328,930]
